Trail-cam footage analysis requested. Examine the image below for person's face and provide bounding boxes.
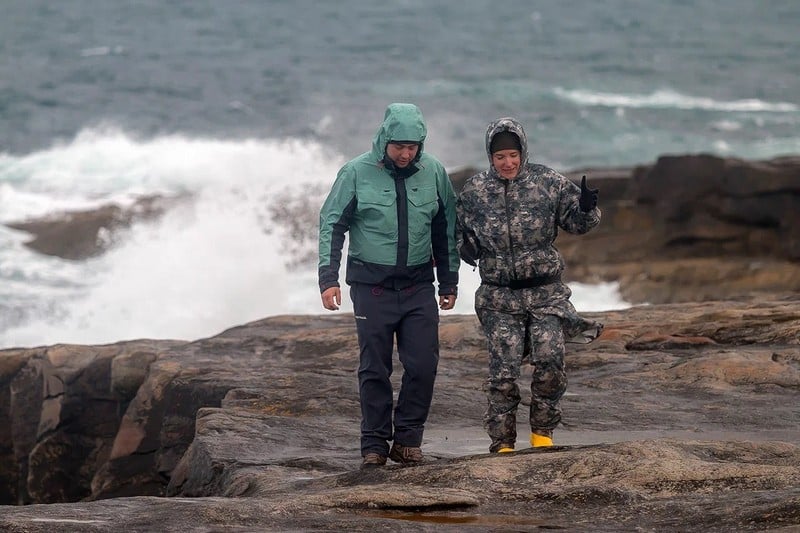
[386,142,419,168]
[492,149,521,179]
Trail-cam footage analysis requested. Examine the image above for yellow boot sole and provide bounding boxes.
[530,433,553,447]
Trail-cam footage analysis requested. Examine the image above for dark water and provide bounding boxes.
[0,0,798,348]
[2,0,798,168]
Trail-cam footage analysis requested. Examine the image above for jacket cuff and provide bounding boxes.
[319,281,340,293]
[438,286,458,297]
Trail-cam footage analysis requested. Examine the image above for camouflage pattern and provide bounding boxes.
[479,311,565,451]
[457,116,603,341]
[457,117,604,450]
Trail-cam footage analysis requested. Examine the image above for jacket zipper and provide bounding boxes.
[503,179,519,281]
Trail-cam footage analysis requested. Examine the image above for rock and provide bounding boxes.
[446,165,479,193]
[4,194,182,260]
[558,154,800,303]
[2,341,184,505]
[0,296,798,531]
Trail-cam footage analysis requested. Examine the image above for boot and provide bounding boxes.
[530,432,553,447]
[388,443,423,464]
[361,452,387,468]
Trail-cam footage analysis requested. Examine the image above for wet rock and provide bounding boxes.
[0,296,798,531]
[4,194,182,260]
[560,154,800,303]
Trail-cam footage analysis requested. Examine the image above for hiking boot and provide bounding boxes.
[388,443,424,464]
[361,452,387,468]
[490,442,515,453]
[530,432,553,447]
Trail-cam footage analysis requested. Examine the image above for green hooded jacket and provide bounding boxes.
[318,103,459,295]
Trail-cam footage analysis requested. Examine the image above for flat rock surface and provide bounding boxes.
[1,296,798,531]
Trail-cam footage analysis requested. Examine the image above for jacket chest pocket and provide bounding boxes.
[407,185,437,208]
[407,185,439,240]
[357,189,397,235]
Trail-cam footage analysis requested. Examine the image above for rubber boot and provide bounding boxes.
[530,433,553,447]
[497,446,514,453]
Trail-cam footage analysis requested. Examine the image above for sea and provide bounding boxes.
[1,1,798,349]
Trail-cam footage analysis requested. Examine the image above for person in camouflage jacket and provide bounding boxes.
[457,117,603,453]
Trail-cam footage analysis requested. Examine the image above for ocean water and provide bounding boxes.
[1,1,798,348]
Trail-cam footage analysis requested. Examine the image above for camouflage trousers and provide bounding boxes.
[476,309,566,452]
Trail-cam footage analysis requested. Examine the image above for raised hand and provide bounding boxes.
[579,175,599,212]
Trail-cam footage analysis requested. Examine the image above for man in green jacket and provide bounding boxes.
[318,103,459,468]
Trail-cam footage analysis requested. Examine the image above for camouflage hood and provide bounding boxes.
[371,103,427,163]
[485,117,530,179]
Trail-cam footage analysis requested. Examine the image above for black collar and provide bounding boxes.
[383,156,419,179]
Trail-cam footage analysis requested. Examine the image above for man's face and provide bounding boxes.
[386,142,419,168]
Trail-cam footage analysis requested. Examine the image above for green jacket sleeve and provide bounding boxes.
[430,165,460,295]
[318,164,357,292]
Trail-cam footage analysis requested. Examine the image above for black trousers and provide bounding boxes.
[350,282,439,456]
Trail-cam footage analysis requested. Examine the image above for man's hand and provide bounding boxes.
[439,294,457,310]
[579,175,599,212]
[321,287,341,311]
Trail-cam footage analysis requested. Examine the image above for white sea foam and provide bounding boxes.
[0,129,342,347]
[79,45,124,58]
[554,88,798,113]
[710,120,743,132]
[0,128,629,349]
[707,136,800,160]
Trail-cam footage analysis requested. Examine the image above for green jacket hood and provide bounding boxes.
[371,103,427,162]
[485,117,530,179]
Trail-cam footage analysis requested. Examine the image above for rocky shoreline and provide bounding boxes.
[0,297,798,531]
[1,153,799,531]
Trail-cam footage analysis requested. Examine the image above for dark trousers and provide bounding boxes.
[350,282,439,456]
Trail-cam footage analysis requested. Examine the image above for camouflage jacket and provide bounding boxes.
[457,117,601,289]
